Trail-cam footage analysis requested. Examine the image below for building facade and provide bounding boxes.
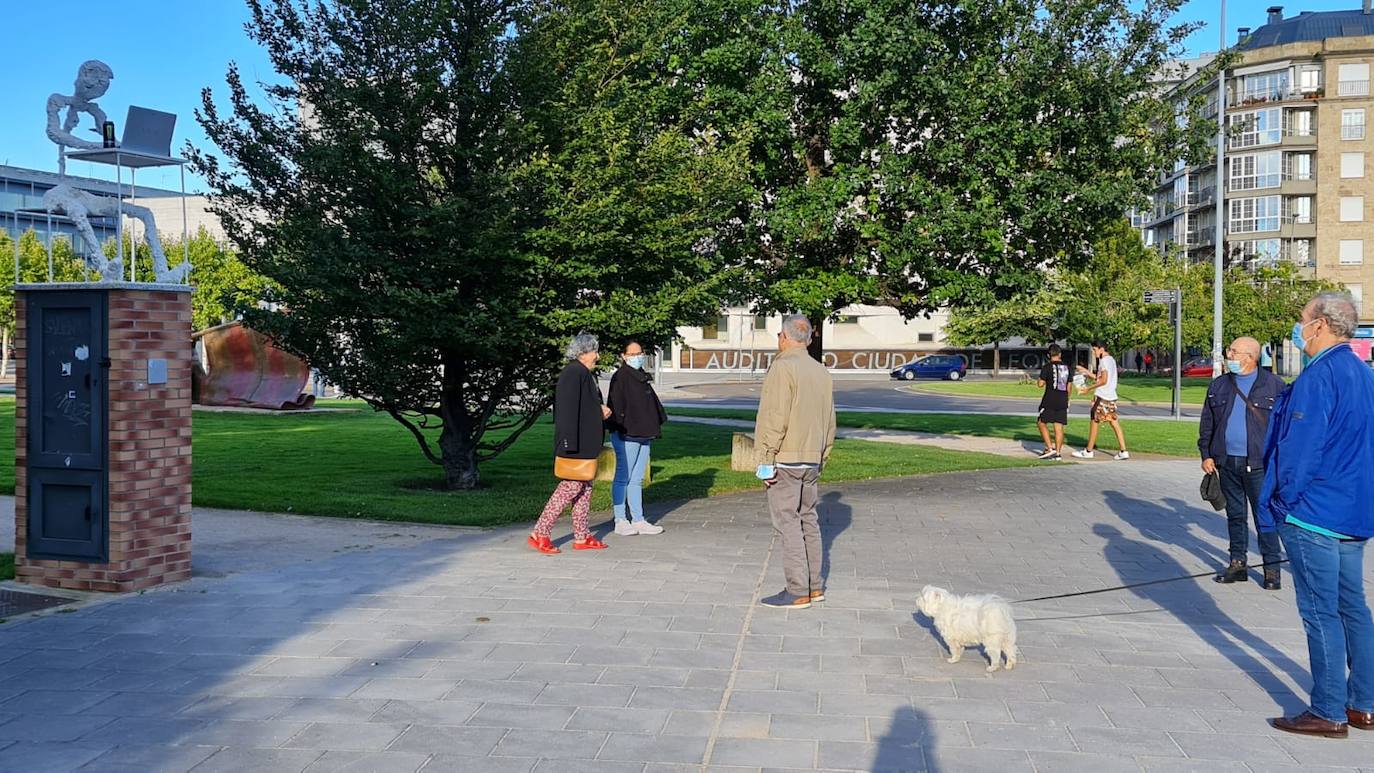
[1138,5,1374,323]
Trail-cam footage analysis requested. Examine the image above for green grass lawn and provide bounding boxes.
[910,374,1212,406]
[0,399,1033,528]
[0,553,12,582]
[671,407,1201,458]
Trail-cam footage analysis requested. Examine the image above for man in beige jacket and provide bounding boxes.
[754,314,837,609]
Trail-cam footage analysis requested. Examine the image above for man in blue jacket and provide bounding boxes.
[1260,292,1374,739]
[1198,336,1286,589]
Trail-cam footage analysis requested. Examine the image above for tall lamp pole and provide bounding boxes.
[1212,0,1227,377]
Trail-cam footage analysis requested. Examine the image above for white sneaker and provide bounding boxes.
[614,521,638,536]
[632,521,664,535]
[1071,449,1095,459]
[1114,451,1131,461]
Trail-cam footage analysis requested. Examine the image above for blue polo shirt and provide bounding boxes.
[1224,370,1258,458]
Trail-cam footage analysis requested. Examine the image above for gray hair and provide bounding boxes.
[565,333,600,360]
[781,314,813,343]
[1307,291,1358,339]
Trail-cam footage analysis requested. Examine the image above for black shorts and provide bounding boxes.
[1038,406,1068,426]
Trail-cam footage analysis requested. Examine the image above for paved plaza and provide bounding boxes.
[0,461,1372,772]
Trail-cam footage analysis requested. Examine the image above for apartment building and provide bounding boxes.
[1137,5,1374,323]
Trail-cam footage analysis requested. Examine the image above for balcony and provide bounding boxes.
[1186,186,1216,207]
[1229,87,1324,107]
[1185,230,1216,248]
[1338,80,1371,97]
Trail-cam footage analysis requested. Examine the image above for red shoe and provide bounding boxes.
[572,536,608,550]
[527,534,560,554]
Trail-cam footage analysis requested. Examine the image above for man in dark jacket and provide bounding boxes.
[1197,336,1286,589]
[1260,292,1374,739]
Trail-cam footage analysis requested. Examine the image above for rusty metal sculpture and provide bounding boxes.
[192,321,316,410]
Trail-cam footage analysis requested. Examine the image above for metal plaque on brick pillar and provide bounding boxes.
[24,291,109,561]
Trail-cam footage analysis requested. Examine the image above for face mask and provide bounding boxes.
[626,355,646,369]
[1225,359,1242,374]
[1291,321,1309,353]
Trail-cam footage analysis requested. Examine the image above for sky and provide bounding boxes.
[0,0,1365,193]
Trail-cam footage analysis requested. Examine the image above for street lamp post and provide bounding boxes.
[1212,0,1227,378]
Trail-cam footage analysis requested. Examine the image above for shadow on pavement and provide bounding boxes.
[872,704,940,772]
[1092,517,1308,709]
[819,491,853,586]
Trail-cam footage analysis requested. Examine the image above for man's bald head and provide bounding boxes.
[1227,336,1261,374]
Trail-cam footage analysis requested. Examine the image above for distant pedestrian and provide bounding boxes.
[1262,292,1374,739]
[1134,351,1144,373]
[529,333,610,555]
[1072,341,1129,460]
[1144,351,1154,374]
[1260,342,1274,372]
[1198,336,1285,590]
[1035,344,1071,461]
[754,314,836,609]
[607,340,667,536]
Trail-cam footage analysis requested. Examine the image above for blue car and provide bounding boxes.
[890,355,967,381]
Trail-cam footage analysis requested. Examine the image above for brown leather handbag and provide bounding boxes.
[554,456,597,482]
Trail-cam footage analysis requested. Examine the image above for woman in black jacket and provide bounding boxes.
[607,340,668,536]
[528,333,610,555]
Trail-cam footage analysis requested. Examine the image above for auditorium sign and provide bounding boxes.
[678,347,1063,371]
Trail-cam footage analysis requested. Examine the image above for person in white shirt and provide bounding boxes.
[1072,341,1130,460]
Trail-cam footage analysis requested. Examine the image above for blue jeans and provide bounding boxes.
[1219,456,1282,566]
[611,433,651,524]
[1279,522,1374,723]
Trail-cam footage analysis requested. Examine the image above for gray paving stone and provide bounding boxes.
[566,706,669,733]
[727,689,818,714]
[80,743,222,773]
[0,742,112,772]
[965,722,1077,752]
[282,722,409,752]
[1027,750,1144,772]
[420,755,534,773]
[0,689,115,715]
[628,686,726,711]
[179,696,298,721]
[817,739,923,772]
[534,682,635,707]
[369,699,480,726]
[1166,731,1292,762]
[386,724,506,756]
[530,760,645,773]
[188,747,325,772]
[78,716,208,746]
[770,712,868,741]
[270,698,389,724]
[0,713,114,742]
[301,750,430,773]
[491,728,609,759]
[922,746,1033,772]
[465,702,578,729]
[663,710,770,738]
[1068,726,1185,757]
[709,737,816,768]
[598,733,709,765]
[350,678,454,701]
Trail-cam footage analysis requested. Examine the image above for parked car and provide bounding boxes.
[1161,357,1214,378]
[891,355,967,381]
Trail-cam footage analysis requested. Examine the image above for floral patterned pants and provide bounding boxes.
[533,480,594,539]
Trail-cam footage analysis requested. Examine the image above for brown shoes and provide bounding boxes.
[1269,711,1349,738]
[1350,707,1374,730]
[1213,560,1247,584]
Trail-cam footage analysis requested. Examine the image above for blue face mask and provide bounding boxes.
[626,355,646,370]
[1291,321,1308,353]
[1225,359,1242,374]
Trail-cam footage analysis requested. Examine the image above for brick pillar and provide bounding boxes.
[15,285,193,592]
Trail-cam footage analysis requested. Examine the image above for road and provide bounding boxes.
[657,374,1201,420]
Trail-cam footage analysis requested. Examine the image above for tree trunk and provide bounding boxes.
[806,312,825,364]
[992,342,1000,379]
[438,349,481,490]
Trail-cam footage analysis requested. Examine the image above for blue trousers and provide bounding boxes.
[1279,522,1374,723]
[611,433,651,524]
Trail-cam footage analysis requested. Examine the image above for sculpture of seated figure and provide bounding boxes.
[40,59,191,284]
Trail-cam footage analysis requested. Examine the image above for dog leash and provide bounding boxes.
[1010,558,1291,604]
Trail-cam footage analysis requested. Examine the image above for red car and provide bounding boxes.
[1164,357,1214,378]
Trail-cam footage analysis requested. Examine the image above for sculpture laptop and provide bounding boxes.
[120,106,176,157]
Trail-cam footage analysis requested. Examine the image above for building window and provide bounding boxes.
[1341,196,1366,222]
[1284,153,1313,181]
[1229,195,1282,234]
[1239,69,1290,103]
[1338,63,1370,97]
[1229,109,1282,149]
[1343,109,1366,140]
[1340,239,1364,265]
[917,332,935,343]
[1286,195,1314,224]
[753,315,768,331]
[1284,109,1313,138]
[1235,238,1282,266]
[834,315,859,325]
[1342,152,1366,178]
[1299,64,1323,93]
[1349,284,1364,314]
[1230,151,1282,191]
[1290,239,1314,266]
[702,315,729,340]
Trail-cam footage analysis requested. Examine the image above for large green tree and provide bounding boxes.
[195,0,751,489]
[726,0,1215,359]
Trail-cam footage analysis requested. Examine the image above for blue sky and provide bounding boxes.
[0,1,1363,193]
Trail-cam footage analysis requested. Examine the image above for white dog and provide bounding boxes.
[916,585,1018,672]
